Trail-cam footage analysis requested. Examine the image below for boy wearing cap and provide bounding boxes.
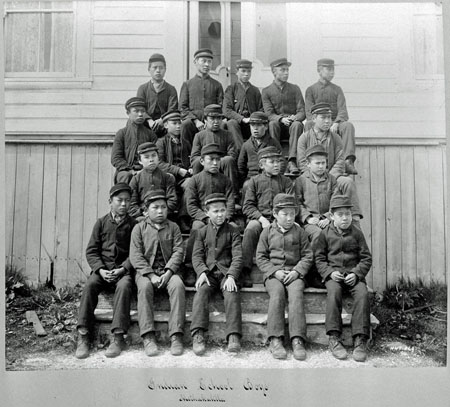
[223,59,263,150]
[262,58,306,175]
[314,195,372,362]
[297,102,362,224]
[111,97,158,184]
[190,193,243,355]
[180,49,224,145]
[241,146,294,287]
[256,193,313,360]
[305,59,357,175]
[130,190,186,356]
[129,142,177,220]
[75,183,137,359]
[137,53,178,137]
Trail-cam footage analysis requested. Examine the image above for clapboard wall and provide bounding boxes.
[4,139,447,291]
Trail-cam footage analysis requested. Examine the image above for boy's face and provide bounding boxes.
[139,151,159,170]
[260,157,281,176]
[147,199,168,224]
[109,191,131,216]
[272,65,289,83]
[236,68,252,83]
[250,122,267,139]
[307,154,327,176]
[331,207,352,230]
[205,202,227,226]
[195,57,212,75]
[313,113,332,132]
[148,61,166,81]
[205,115,222,132]
[200,154,221,174]
[273,207,296,230]
[164,119,181,136]
[318,66,335,82]
[128,106,146,125]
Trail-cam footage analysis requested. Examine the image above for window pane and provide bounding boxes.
[199,2,221,70]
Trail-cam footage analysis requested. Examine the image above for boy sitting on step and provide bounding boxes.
[190,193,243,355]
[314,194,372,362]
[256,193,313,361]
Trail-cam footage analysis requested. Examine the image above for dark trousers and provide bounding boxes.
[135,273,185,337]
[226,119,251,150]
[265,277,307,341]
[190,271,242,338]
[325,279,370,337]
[242,220,263,270]
[77,272,133,333]
[269,120,304,161]
[180,119,199,146]
[115,170,134,184]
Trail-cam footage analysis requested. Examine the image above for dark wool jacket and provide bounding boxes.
[256,221,313,282]
[179,75,224,122]
[111,120,157,172]
[137,80,178,120]
[192,220,243,279]
[129,166,177,217]
[314,223,372,283]
[261,81,306,122]
[85,213,137,275]
[156,134,192,177]
[129,218,184,278]
[223,81,263,122]
[190,128,237,164]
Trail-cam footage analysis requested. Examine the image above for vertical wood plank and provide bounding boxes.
[25,145,45,284]
[369,146,386,291]
[5,145,18,268]
[54,145,72,288]
[97,145,113,217]
[384,147,402,286]
[400,148,417,282]
[443,145,448,285]
[414,146,431,285]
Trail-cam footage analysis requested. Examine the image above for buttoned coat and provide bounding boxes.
[156,134,192,177]
[261,81,306,122]
[223,81,263,122]
[137,80,178,120]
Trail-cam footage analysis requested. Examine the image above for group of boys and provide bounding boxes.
[75,49,372,363]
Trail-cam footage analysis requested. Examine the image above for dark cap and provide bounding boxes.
[149,53,166,65]
[125,97,146,111]
[317,58,335,67]
[249,111,268,124]
[270,57,291,68]
[305,144,328,159]
[236,59,253,69]
[258,146,282,161]
[204,193,227,206]
[137,142,158,155]
[330,194,353,210]
[273,193,297,209]
[204,104,224,117]
[194,48,214,59]
[311,102,333,115]
[109,183,132,198]
[143,189,167,204]
[201,143,224,157]
[161,110,181,123]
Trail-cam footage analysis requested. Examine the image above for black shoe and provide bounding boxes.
[192,329,206,356]
[285,161,300,176]
[75,333,90,359]
[292,337,307,361]
[353,335,368,362]
[345,159,358,175]
[329,334,348,360]
[143,332,158,357]
[269,337,287,359]
[105,333,126,358]
[170,333,184,356]
[227,334,241,353]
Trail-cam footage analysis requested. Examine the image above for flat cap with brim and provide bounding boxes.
[194,48,213,59]
[125,97,146,110]
[311,102,333,115]
[137,142,158,154]
[305,144,328,158]
[317,58,335,67]
[149,53,166,65]
[143,189,167,203]
[204,104,224,117]
[258,146,282,161]
[109,183,132,198]
[330,194,353,210]
[270,57,292,68]
[249,111,268,123]
[204,193,227,206]
[273,193,297,209]
[161,110,181,123]
[236,59,253,69]
[201,143,224,157]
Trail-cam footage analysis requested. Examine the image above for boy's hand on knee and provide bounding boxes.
[317,218,330,228]
[194,119,205,130]
[195,272,210,290]
[344,273,357,287]
[274,270,287,282]
[330,271,345,282]
[307,216,319,225]
[99,269,114,283]
[158,269,173,289]
[223,276,237,292]
[330,123,339,133]
[149,273,161,286]
[259,216,271,228]
[283,270,299,285]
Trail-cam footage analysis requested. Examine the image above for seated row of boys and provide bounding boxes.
[111,48,357,186]
[75,185,372,363]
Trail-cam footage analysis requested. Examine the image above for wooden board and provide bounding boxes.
[5,145,17,266]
